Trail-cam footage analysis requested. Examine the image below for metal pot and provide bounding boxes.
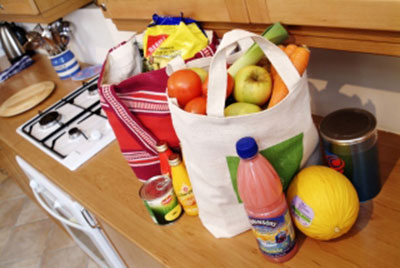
[0,22,26,64]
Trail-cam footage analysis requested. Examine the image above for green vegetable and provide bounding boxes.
[227,22,289,77]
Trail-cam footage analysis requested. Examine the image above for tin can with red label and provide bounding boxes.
[139,175,182,225]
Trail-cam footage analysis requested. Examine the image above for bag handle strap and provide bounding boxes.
[100,84,159,155]
[206,29,301,117]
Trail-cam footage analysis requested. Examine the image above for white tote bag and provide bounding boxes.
[167,29,320,238]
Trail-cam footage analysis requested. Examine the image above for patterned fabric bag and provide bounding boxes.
[98,35,216,181]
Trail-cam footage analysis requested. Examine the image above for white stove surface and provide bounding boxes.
[16,77,116,171]
[90,102,107,117]
[30,104,84,140]
[73,90,100,108]
[44,112,112,156]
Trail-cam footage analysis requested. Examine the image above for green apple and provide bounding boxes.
[234,65,272,106]
[224,102,262,117]
[190,67,208,83]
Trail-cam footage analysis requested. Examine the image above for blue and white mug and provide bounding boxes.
[49,49,81,80]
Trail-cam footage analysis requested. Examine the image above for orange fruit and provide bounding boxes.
[167,69,202,107]
[202,73,234,99]
[184,96,207,115]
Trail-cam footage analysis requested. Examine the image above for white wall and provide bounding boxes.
[4,4,400,134]
[15,4,135,65]
[307,48,400,134]
[63,5,134,65]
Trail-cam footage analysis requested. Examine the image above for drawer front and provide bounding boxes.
[34,0,66,13]
[0,0,39,15]
[106,0,249,23]
[264,0,400,31]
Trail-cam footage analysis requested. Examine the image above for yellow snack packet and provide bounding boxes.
[143,14,209,69]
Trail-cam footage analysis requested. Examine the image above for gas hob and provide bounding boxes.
[17,76,115,170]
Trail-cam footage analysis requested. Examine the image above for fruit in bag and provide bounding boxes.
[167,69,202,107]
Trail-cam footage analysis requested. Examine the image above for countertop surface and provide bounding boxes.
[1,54,400,267]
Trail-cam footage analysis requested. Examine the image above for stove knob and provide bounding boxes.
[90,130,102,140]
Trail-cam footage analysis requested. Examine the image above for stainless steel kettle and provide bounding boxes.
[0,22,25,64]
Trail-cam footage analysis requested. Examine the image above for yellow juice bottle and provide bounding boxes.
[168,153,198,216]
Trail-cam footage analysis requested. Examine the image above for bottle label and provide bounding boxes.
[324,151,345,174]
[249,209,296,257]
[144,193,182,225]
[291,195,314,227]
[177,184,197,207]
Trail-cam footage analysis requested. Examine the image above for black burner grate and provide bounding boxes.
[88,84,98,95]
[19,76,101,159]
[39,111,61,129]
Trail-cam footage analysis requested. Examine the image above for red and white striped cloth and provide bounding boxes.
[98,36,218,182]
[99,67,180,181]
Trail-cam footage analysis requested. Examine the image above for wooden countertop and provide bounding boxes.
[1,54,400,267]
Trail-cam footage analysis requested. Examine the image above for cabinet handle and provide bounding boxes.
[81,208,100,229]
[93,0,107,12]
[29,180,91,232]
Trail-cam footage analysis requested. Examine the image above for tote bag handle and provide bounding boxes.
[206,29,301,117]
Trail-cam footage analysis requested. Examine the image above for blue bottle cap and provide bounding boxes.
[236,137,258,159]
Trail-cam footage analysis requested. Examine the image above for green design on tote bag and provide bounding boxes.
[226,133,304,203]
[226,156,242,203]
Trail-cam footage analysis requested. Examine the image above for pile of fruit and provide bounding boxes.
[167,41,310,116]
[167,68,234,115]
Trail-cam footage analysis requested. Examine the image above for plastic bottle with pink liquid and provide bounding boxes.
[236,137,298,263]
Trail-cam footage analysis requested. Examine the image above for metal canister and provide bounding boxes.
[319,108,381,202]
[139,175,182,225]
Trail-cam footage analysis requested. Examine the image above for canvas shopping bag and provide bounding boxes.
[167,29,320,238]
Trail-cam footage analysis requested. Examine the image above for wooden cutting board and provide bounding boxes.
[0,81,55,117]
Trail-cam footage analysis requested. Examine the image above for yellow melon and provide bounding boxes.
[286,165,359,240]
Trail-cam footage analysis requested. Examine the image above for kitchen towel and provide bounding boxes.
[0,55,33,83]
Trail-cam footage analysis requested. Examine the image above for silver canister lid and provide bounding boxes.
[319,108,377,145]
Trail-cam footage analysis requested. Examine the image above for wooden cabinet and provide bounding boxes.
[247,0,400,31]
[100,0,249,32]
[105,0,249,23]
[98,218,164,268]
[244,0,400,56]
[0,0,39,15]
[0,0,92,24]
[0,140,34,199]
[100,0,400,56]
